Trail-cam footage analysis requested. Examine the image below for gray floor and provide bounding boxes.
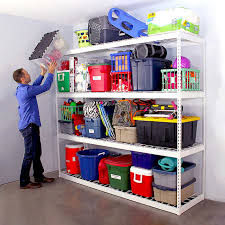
[0,172,225,225]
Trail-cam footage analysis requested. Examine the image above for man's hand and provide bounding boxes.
[40,66,47,76]
[48,61,57,74]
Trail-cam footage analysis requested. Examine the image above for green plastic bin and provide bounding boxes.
[105,155,132,191]
[57,70,70,92]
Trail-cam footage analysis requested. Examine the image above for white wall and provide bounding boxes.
[0,14,73,185]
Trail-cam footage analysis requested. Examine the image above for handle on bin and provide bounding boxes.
[58,73,64,81]
[98,152,105,156]
[133,173,143,183]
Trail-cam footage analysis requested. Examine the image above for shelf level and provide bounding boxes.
[57,91,205,99]
[66,30,203,56]
[58,133,204,158]
[60,171,204,215]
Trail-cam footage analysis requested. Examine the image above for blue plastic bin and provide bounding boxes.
[131,152,158,169]
[84,118,106,139]
[131,58,171,91]
[111,52,132,72]
[77,149,109,180]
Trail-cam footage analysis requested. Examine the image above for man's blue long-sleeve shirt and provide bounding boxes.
[16,73,54,130]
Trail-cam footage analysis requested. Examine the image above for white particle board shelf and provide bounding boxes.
[60,171,204,215]
[58,133,204,158]
[66,30,203,56]
[57,91,205,99]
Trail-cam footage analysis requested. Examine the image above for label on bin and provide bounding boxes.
[72,157,76,161]
[89,129,95,134]
[111,174,121,180]
[93,76,101,81]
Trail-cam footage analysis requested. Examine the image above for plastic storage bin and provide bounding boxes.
[161,68,200,91]
[111,72,132,92]
[88,64,111,92]
[147,8,200,35]
[152,178,196,205]
[75,29,92,48]
[152,161,196,188]
[65,144,84,174]
[111,52,132,72]
[131,152,157,169]
[114,126,137,144]
[61,105,84,121]
[84,117,106,139]
[29,30,68,69]
[58,120,74,135]
[88,16,131,44]
[57,71,70,92]
[134,116,200,148]
[98,157,114,185]
[105,155,132,191]
[130,166,153,197]
[77,149,109,180]
[131,58,171,91]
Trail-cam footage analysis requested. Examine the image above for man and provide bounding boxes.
[13,61,57,189]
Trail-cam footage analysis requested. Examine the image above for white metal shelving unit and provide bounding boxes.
[56,30,205,215]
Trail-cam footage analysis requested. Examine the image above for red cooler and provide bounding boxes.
[65,144,84,174]
[98,157,113,184]
[88,64,111,92]
[130,166,153,197]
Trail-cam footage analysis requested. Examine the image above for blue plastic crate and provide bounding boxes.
[131,152,158,169]
[77,149,109,180]
[110,51,132,72]
[84,118,106,139]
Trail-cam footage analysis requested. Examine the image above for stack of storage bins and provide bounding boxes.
[152,161,196,205]
[110,52,132,92]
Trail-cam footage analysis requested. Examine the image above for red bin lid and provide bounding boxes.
[105,154,132,167]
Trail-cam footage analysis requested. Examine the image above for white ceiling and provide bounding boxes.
[0,0,154,25]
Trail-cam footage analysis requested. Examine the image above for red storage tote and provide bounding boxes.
[88,64,111,92]
[130,166,153,197]
[98,157,113,184]
[65,144,84,174]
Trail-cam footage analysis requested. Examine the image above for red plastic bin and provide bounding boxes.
[88,64,111,92]
[98,157,113,184]
[65,144,84,174]
[111,72,132,92]
[130,166,153,197]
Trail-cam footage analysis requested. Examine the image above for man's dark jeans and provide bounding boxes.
[20,123,44,187]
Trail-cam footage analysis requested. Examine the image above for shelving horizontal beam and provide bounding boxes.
[66,30,203,56]
[57,91,205,99]
[60,171,203,215]
[58,133,204,158]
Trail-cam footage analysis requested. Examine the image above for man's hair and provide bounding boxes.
[13,68,24,83]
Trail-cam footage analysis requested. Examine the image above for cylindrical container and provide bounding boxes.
[65,144,84,174]
[77,149,109,180]
[130,166,153,197]
[133,44,167,59]
[88,64,111,92]
[75,29,92,48]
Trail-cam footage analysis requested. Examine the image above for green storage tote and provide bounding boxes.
[57,70,70,92]
[105,155,132,191]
